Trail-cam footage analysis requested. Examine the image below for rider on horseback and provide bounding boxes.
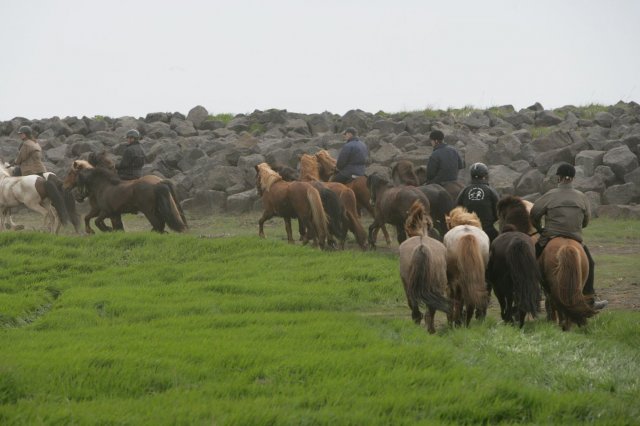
[331,127,368,184]
[530,163,607,310]
[13,125,46,177]
[116,129,146,180]
[425,130,464,185]
[456,162,500,242]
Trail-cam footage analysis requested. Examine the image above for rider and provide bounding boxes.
[116,129,146,180]
[425,130,464,185]
[14,125,46,177]
[331,127,368,184]
[530,163,607,310]
[456,162,500,242]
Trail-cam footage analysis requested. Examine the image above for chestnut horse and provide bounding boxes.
[299,154,367,250]
[366,174,431,248]
[443,208,490,326]
[255,163,328,249]
[487,196,542,327]
[399,201,450,333]
[315,150,392,246]
[72,167,186,233]
[540,238,596,331]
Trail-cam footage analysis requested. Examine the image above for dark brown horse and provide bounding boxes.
[415,163,464,202]
[366,174,431,248]
[399,201,450,333]
[255,163,329,249]
[315,149,391,246]
[497,195,536,235]
[299,154,367,250]
[73,167,187,233]
[540,238,596,331]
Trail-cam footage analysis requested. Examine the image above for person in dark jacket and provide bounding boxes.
[456,162,500,242]
[425,130,464,185]
[331,127,368,184]
[116,129,146,180]
[530,163,607,310]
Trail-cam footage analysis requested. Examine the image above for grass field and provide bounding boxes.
[0,213,639,424]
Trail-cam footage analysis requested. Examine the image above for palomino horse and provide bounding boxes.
[0,163,70,233]
[540,237,596,331]
[314,149,392,246]
[73,167,186,233]
[398,201,450,334]
[255,163,329,249]
[443,207,490,326]
[487,196,542,327]
[299,154,367,250]
[366,174,431,248]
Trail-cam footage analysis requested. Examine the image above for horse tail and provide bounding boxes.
[408,242,450,314]
[154,182,187,232]
[161,179,188,228]
[551,245,596,326]
[405,200,426,237]
[507,238,542,318]
[319,188,346,241]
[306,187,328,248]
[43,178,69,225]
[457,234,488,310]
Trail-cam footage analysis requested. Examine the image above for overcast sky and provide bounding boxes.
[1,0,639,121]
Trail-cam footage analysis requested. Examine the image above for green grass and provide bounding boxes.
[207,113,234,124]
[529,126,555,139]
[574,103,610,120]
[0,217,639,424]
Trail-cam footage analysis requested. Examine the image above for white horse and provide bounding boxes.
[0,163,67,233]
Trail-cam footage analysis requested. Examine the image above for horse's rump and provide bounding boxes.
[406,241,450,314]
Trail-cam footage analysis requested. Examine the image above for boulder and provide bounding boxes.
[603,145,639,180]
[174,121,199,137]
[181,189,226,215]
[503,110,535,127]
[370,142,402,165]
[596,204,640,220]
[487,134,522,164]
[145,112,170,123]
[575,150,605,176]
[63,116,89,135]
[177,148,207,172]
[199,119,226,131]
[373,119,406,134]
[44,144,69,163]
[339,109,371,135]
[227,116,250,133]
[145,122,177,139]
[306,113,336,135]
[624,167,640,186]
[534,110,563,127]
[533,147,574,173]
[532,130,573,152]
[594,165,618,186]
[461,111,491,130]
[573,174,606,194]
[602,182,640,205]
[593,111,615,128]
[226,188,259,213]
[187,105,209,129]
[488,165,521,195]
[515,169,544,196]
[284,118,310,136]
[584,191,601,217]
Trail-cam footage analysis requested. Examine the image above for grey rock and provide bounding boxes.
[174,121,199,137]
[461,111,491,130]
[575,150,605,176]
[199,120,226,131]
[594,111,615,128]
[487,134,522,164]
[596,204,640,220]
[187,105,209,129]
[226,188,259,213]
[535,110,563,127]
[45,144,69,163]
[594,165,618,186]
[503,110,535,127]
[624,167,640,186]
[573,174,606,193]
[145,112,170,123]
[603,145,639,180]
[488,165,522,195]
[339,109,371,135]
[602,182,640,205]
[533,130,573,152]
[515,169,544,196]
[585,191,601,217]
[145,122,177,139]
[463,138,489,165]
[371,142,402,165]
[284,118,310,136]
[533,147,574,173]
[181,189,226,215]
[227,116,250,133]
[306,113,336,135]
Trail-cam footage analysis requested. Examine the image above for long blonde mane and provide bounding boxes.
[256,163,283,192]
[299,154,321,181]
[315,150,336,172]
[446,206,481,229]
[72,159,94,170]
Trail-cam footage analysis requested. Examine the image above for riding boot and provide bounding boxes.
[535,240,544,259]
[582,245,607,310]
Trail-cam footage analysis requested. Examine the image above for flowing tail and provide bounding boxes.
[319,187,346,242]
[408,243,450,314]
[43,178,69,225]
[306,187,329,249]
[340,190,367,249]
[404,200,432,238]
[162,180,188,228]
[551,245,596,326]
[154,182,187,232]
[507,238,542,318]
[457,234,488,310]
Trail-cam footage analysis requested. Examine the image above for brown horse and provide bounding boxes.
[497,195,536,235]
[73,167,187,233]
[366,174,431,248]
[398,201,450,334]
[315,150,392,246]
[299,154,367,250]
[540,238,596,331]
[391,160,420,186]
[403,160,464,203]
[255,163,328,249]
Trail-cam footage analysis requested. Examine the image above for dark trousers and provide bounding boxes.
[330,173,352,184]
[535,239,595,295]
[484,226,498,243]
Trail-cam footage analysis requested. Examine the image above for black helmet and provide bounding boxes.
[126,129,140,139]
[556,163,576,178]
[470,162,489,179]
[17,125,33,136]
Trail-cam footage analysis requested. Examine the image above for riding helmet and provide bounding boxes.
[17,125,33,136]
[470,162,489,179]
[556,163,576,178]
[126,129,140,139]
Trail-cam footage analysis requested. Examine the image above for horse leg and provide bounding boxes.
[367,221,379,249]
[83,207,100,234]
[284,217,295,244]
[111,215,125,231]
[395,224,407,244]
[465,303,474,327]
[408,298,422,325]
[426,307,437,334]
[258,211,273,239]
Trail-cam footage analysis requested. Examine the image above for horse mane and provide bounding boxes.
[392,160,419,186]
[315,150,336,170]
[446,206,481,229]
[497,195,533,234]
[256,163,283,192]
[88,151,116,170]
[0,162,10,177]
[73,159,94,171]
[270,164,298,182]
[405,200,433,237]
[85,166,121,185]
[299,154,321,181]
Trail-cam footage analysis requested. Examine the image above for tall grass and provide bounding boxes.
[0,223,638,424]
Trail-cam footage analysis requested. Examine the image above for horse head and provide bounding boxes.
[315,150,336,181]
[255,163,282,195]
[497,195,535,234]
[391,160,419,186]
[63,160,94,190]
[446,206,481,229]
[88,151,116,170]
[299,154,321,181]
[366,174,391,205]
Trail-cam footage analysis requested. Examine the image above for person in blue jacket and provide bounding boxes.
[425,130,464,184]
[331,127,368,184]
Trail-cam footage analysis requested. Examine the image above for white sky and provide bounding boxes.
[1,0,639,120]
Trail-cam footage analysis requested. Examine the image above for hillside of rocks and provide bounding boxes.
[1,101,639,218]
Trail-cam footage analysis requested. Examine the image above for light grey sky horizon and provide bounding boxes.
[1,0,639,121]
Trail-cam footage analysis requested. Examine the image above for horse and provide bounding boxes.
[391,160,420,186]
[443,208,490,326]
[299,154,367,250]
[270,164,299,182]
[73,167,186,233]
[400,160,463,203]
[315,149,392,246]
[540,237,597,331]
[398,201,450,334]
[0,163,70,233]
[255,163,329,249]
[497,195,536,235]
[445,206,482,229]
[366,174,431,248]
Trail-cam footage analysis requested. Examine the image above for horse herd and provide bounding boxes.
[0,150,595,332]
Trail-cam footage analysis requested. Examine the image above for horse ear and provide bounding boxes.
[72,160,79,170]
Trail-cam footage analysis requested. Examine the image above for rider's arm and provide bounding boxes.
[425,154,439,182]
[336,144,352,171]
